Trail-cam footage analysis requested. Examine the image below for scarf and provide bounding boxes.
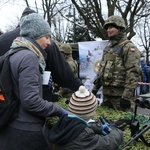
[11,37,46,73]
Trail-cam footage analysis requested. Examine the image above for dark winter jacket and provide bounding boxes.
[9,37,63,131]
[44,115,123,150]
[45,41,82,91]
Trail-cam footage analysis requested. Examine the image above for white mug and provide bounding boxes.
[42,71,51,85]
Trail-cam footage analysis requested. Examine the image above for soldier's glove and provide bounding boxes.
[65,98,70,104]
[92,90,97,95]
[120,98,131,110]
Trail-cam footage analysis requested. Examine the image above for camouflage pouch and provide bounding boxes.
[103,61,115,85]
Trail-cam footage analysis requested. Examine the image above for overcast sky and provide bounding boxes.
[0,1,37,32]
[0,1,143,49]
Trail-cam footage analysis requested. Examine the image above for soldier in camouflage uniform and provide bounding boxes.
[58,44,78,98]
[92,15,141,111]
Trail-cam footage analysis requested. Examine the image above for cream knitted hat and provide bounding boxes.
[68,86,98,120]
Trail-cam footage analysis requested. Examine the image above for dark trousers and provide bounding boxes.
[0,126,51,150]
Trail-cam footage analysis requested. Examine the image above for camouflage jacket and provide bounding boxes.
[67,57,78,77]
[93,37,141,101]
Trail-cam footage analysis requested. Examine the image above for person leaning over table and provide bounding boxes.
[92,15,141,111]
[43,85,123,150]
[0,13,68,150]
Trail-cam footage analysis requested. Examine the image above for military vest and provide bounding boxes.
[99,41,130,86]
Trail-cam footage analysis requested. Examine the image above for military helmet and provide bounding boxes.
[60,44,72,54]
[103,15,126,30]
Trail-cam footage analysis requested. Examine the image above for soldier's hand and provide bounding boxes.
[120,98,131,110]
[92,90,97,95]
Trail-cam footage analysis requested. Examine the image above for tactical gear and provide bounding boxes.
[94,41,130,88]
[60,44,72,54]
[92,39,141,102]
[103,15,126,30]
[93,16,141,111]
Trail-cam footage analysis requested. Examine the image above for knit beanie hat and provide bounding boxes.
[20,13,51,40]
[68,86,98,120]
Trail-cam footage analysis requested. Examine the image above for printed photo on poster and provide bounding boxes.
[78,41,108,103]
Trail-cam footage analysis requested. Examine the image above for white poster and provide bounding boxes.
[78,41,108,101]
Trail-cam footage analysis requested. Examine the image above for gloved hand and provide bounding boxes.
[92,90,97,96]
[120,98,131,110]
[65,98,70,104]
[88,121,103,134]
[102,124,112,135]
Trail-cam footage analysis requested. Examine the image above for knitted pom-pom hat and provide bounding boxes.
[20,13,51,40]
[68,86,98,120]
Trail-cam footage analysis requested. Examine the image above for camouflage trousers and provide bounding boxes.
[102,95,134,112]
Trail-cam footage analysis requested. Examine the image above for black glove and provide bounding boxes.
[92,90,97,95]
[88,122,102,134]
[120,98,131,110]
[65,98,70,104]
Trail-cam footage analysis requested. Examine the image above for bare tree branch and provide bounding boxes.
[71,0,148,40]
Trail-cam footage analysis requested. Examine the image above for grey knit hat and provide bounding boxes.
[20,13,51,39]
[68,86,98,120]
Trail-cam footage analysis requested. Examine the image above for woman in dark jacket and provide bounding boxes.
[0,13,67,150]
[0,7,82,101]
[44,86,123,150]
